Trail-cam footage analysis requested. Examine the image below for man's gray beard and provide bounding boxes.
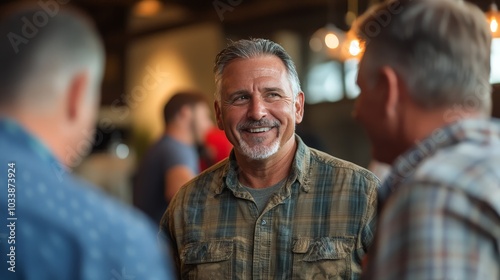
[237,137,280,160]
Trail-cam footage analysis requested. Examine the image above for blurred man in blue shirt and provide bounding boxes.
[0,4,175,279]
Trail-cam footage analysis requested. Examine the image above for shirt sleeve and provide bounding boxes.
[360,179,378,253]
[369,182,497,280]
[162,141,199,174]
[159,197,182,277]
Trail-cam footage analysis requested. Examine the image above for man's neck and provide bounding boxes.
[7,109,68,166]
[390,106,486,166]
[409,109,483,145]
[235,138,297,189]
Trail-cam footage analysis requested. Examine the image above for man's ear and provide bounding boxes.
[294,91,305,124]
[67,71,89,122]
[214,101,224,130]
[379,66,400,119]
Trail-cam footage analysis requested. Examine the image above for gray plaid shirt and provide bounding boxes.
[364,118,500,280]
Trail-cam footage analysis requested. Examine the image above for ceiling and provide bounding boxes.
[1,0,497,105]
[2,0,496,45]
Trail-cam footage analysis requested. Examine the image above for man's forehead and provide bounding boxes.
[223,59,286,83]
[218,56,293,93]
[225,56,285,71]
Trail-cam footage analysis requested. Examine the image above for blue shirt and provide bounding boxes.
[364,118,500,280]
[0,118,175,280]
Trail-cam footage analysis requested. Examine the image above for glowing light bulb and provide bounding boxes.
[134,0,162,17]
[325,33,340,49]
[115,144,129,159]
[349,39,361,56]
[491,18,499,33]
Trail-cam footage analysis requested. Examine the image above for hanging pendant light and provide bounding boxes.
[341,0,364,60]
[486,3,500,38]
[310,23,346,59]
[310,0,346,60]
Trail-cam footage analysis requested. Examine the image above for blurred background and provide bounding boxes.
[2,0,498,203]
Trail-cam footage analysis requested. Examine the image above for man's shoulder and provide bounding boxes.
[181,158,228,192]
[416,138,500,187]
[0,142,157,240]
[406,143,500,211]
[21,164,157,239]
[139,135,198,173]
[165,159,228,220]
[145,135,193,158]
[308,147,380,185]
[0,157,171,279]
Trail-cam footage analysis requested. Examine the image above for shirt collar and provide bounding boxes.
[214,134,311,195]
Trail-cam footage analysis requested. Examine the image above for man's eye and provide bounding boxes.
[267,92,281,98]
[230,95,249,104]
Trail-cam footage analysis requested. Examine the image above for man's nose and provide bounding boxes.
[246,97,267,121]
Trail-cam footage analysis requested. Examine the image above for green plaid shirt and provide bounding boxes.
[161,136,379,279]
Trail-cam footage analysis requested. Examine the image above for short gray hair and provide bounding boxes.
[213,38,301,101]
[0,4,104,105]
[355,0,492,114]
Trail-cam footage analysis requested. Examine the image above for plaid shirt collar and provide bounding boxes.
[379,117,500,207]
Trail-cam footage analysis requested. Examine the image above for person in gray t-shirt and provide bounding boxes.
[133,92,213,224]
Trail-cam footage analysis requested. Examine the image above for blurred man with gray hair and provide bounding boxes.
[0,4,174,279]
[353,0,500,279]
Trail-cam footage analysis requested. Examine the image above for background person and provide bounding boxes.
[353,0,500,279]
[133,91,213,224]
[199,126,233,171]
[0,4,175,280]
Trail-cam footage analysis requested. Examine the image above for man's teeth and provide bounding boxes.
[249,127,271,133]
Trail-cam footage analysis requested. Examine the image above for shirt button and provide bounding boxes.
[261,220,267,225]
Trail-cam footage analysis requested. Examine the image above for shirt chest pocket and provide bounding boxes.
[181,240,233,280]
[292,237,353,280]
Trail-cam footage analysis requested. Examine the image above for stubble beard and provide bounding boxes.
[237,132,280,160]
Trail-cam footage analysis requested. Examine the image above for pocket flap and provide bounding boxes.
[182,240,233,264]
[292,237,352,261]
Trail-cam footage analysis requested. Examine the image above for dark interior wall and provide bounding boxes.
[298,100,371,167]
[493,84,500,118]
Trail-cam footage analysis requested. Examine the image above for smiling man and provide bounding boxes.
[160,38,379,279]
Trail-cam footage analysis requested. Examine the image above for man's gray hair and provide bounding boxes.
[355,0,492,114]
[213,38,301,101]
[0,4,104,105]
